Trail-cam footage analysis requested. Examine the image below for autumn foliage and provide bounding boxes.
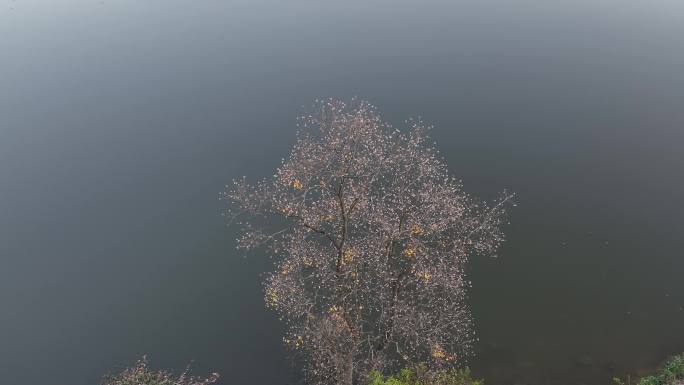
[225,99,512,385]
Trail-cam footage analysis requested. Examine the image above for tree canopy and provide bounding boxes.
[225,99,512,385]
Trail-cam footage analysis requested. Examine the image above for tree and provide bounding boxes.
[224,99,512,385]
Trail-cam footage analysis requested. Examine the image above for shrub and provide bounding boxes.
[614,354,684,385]
[102,356,219,385]
[367,365,483,385]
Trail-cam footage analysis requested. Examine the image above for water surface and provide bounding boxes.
[1,1,683,384]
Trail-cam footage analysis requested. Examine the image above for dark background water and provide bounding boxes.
[1,1,683,384]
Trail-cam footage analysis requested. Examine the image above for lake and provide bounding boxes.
[1,1,683,384]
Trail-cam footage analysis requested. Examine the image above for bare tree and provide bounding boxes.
[224,99,512,385]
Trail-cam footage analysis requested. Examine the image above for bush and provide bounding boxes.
[102,356,219,385]
[368,365,483,385]
[614,354,684,385]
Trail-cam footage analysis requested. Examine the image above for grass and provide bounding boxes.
[367,365,483,385]
[614,354,684,385]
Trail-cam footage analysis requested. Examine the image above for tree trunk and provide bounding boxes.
[339,352,354,385]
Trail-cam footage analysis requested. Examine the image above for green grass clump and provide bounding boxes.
[368,365,483,385]
[614,354,684,385]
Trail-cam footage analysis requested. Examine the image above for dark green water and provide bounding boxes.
[1,1,683,384]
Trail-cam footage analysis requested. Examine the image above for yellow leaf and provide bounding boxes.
[342,249,354,264]
[417,271,431,282]
[431,344,446,359]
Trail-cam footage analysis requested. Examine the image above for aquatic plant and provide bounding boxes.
[225,99,512,385]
